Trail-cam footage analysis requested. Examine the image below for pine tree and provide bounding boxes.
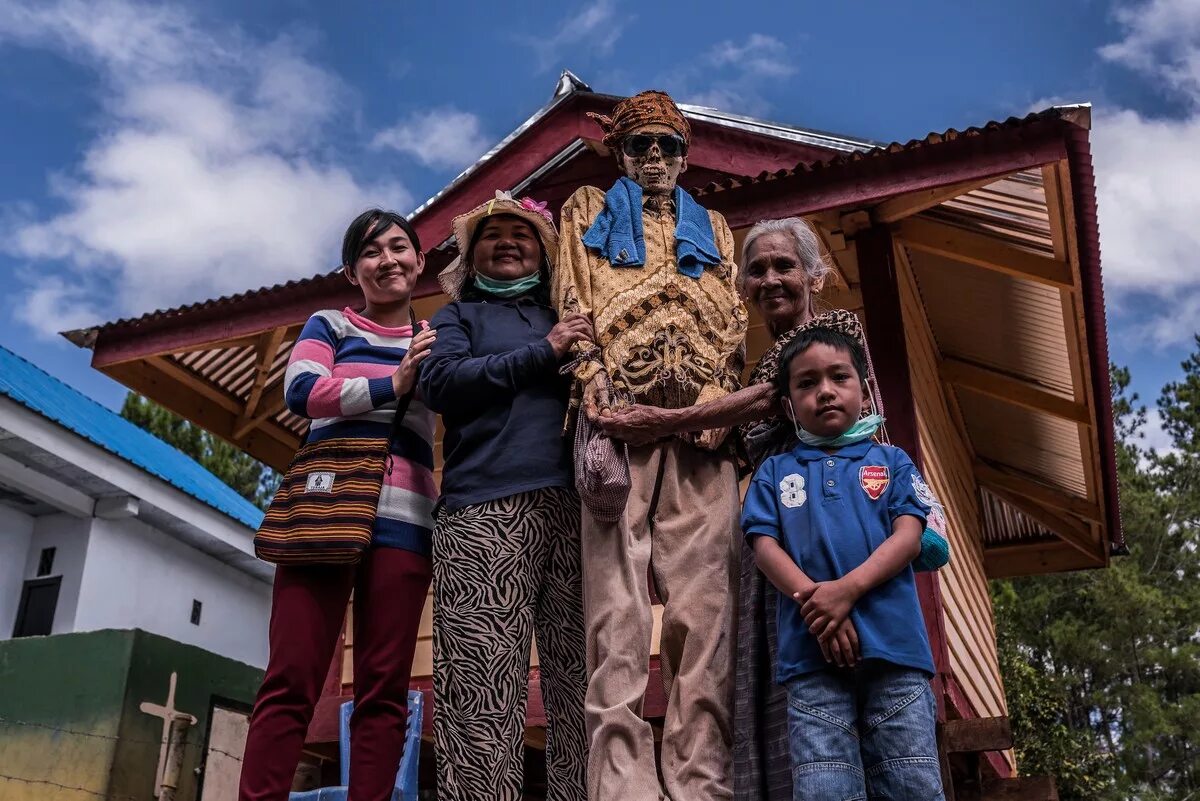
[992,346,1200,799]
[120,393,280,510]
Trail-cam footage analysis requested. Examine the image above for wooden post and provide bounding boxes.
[856,225,953,693]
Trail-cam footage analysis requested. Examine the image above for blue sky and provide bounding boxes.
[0,0,1196,451]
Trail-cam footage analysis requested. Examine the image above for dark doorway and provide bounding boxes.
[12,576,61,637]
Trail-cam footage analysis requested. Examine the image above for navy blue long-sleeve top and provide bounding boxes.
[419,294,573,512]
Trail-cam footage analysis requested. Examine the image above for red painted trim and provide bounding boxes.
[856,227,952,684]
[91,275,359,368]
[1064,127,1124,552]
[704,121,1070,229]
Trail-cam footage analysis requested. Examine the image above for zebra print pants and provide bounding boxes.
[432,486,589,801]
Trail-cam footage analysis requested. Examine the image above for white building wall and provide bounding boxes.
[23,514,93,634]
[74,516,271,667]
[0,504,35,636]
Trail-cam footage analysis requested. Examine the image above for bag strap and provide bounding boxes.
[387,307,421,448]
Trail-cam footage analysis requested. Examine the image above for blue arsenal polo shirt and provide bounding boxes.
[741,438,936,683]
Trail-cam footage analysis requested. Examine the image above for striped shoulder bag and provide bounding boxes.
[254,392,413,566]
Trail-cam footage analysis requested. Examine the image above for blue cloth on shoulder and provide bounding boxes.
[581,176,720,279]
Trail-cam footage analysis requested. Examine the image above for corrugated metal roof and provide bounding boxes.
[0,346,264,529]
[979,488,1057,546]
[693,105,1092,197]
[173,340,309,439]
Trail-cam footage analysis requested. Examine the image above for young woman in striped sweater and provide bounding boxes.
[239,209,437,801]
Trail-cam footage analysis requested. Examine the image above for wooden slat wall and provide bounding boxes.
[898,251,1011,744]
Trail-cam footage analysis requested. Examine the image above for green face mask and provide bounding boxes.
[473,271,542,298]
[794,413,885,447]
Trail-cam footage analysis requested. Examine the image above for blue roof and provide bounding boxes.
[0,346,264,529]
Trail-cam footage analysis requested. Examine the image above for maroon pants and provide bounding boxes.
[238,546,431,801]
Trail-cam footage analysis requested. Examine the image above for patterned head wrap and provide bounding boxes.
[587,90,691,149]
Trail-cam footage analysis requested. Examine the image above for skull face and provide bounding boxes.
[617,123,688,196]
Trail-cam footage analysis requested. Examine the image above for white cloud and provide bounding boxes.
[708,34,796,79]
[16,278,106,339]
[671,34,796,117]
[521,0,625,74]
[1099,0,1200,106]
[373,108,490,170]
[1088,0,1200,347]
[0,0,410,339]
[1090,108,1200,293]
[1140,408,1177,455]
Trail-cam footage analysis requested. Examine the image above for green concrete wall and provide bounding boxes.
[110,629,263,800]
[0,629,262,801]
[0,629,134,800]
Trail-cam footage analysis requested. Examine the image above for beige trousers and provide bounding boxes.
[582,439,739,801]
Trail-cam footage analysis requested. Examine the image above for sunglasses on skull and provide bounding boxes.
[621,133,687,158]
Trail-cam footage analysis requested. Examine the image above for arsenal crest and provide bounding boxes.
[859,466,890,500]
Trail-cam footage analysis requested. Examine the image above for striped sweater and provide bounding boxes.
[284,307,436,556]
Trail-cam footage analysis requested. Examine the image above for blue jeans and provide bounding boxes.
[786,663,944,801]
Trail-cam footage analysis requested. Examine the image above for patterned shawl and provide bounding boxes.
[738,308,886,468]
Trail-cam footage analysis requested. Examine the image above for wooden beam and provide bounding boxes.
[898,217,1073,289]
[974,461,1101,523]
[858,225,952,685]
[105,359,298,470]
[943,717,1014,753]
[238,326,288,425]
[984,540,1101,579]
[986,484,1097,559]
[940,358,1090,424]
[987,487,1097,564]
[1040,164,1070,263]
[233,392,287,442]
[980,776,1058,801]
[146,355,243,416]
[873,176,1000,223]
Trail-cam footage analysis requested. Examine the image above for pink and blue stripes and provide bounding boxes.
[284,307,436,555]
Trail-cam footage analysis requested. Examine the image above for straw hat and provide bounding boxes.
[438,190,560,299]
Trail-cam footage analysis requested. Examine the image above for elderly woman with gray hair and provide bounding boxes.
[600,217,837,801]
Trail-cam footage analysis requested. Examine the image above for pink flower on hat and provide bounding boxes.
[519,196,553,223]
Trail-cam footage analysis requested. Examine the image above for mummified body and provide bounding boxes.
[554,90,747,801]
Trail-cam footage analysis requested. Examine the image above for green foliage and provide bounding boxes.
[992,339,1200,800]
[120,393,280,510]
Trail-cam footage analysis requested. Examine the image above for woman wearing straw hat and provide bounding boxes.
[419,192,591,801]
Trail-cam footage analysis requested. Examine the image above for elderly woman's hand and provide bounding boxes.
[599,404,676,445]
[547,313,594,359]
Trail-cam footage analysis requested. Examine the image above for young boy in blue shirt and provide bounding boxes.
[741,324,945,801]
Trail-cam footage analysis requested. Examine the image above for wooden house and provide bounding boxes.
[66,72,1121,798]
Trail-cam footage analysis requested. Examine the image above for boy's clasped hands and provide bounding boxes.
[792,577,862,668]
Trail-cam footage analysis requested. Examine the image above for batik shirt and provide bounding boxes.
[555,186,748,449]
